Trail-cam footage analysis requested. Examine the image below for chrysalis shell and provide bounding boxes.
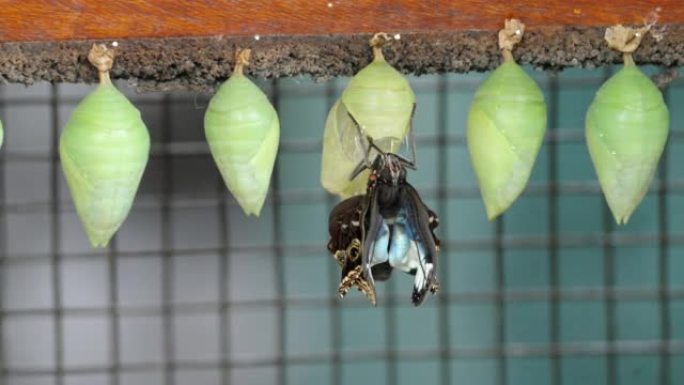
[204,60,280,216]
[340,53,415,141]
[60,84,150,247]
[467,61,547,219]
[321,43,415,197]
[321,101,370,198]
[586,65,669,224]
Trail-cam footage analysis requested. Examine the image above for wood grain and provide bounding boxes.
[0,0,680,42]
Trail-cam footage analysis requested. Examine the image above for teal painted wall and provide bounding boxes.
[0,65,682,385]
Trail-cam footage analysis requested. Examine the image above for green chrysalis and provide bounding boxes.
[321,33,415,198]
[467,20,547,220]
[586,25,669,224]
[204,48,280,216]
[60,44,150,247]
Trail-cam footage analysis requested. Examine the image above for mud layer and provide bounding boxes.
[0,26,682,92]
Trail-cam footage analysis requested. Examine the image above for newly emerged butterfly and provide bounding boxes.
[205,48,280,216]
[467,19,547,220]
[327,115,440,306]
[60,44,150,247]
[586,25,669,224]
[321,33,415,198]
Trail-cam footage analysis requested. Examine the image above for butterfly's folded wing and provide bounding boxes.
[327,195,378,304]
[328,195,365,255]
[401,184,440,305]
[426,208,440,249]
[361,187,384,296]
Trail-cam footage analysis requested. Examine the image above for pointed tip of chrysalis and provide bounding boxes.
[87,233,112,249]
[485,208,499,221]
[82,221,116,248]
[236,200,264,217]
[484,201,509,221]
[246,209,262,217]
[606,198,636,226]
[613,213,631,226]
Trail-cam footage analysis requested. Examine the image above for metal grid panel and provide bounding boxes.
[0,67,683,385]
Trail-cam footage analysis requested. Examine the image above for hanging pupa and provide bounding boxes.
[586,25,669,224]
[204,48,280,216]
[467,19,547,220]
[321,33,416,197]
[60,44,150,247]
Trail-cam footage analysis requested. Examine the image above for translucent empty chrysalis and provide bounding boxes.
[467,19,547,220]
[586,25,669,224]
[60,44,150,247]
[204,48,280,216]
[321,33,415,197]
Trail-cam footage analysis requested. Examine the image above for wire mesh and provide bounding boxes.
[0,67,683,385]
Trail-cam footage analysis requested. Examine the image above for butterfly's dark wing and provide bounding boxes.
[327,195,376,304]
[400,183,440,306]
[426,208,440,250]
[328,195,364,256]
[370,262,393,281]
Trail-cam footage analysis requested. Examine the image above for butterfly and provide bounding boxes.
[327,111,441,306]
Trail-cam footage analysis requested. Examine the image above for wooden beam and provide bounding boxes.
[0,1,681,89]
[0,0,680,42]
